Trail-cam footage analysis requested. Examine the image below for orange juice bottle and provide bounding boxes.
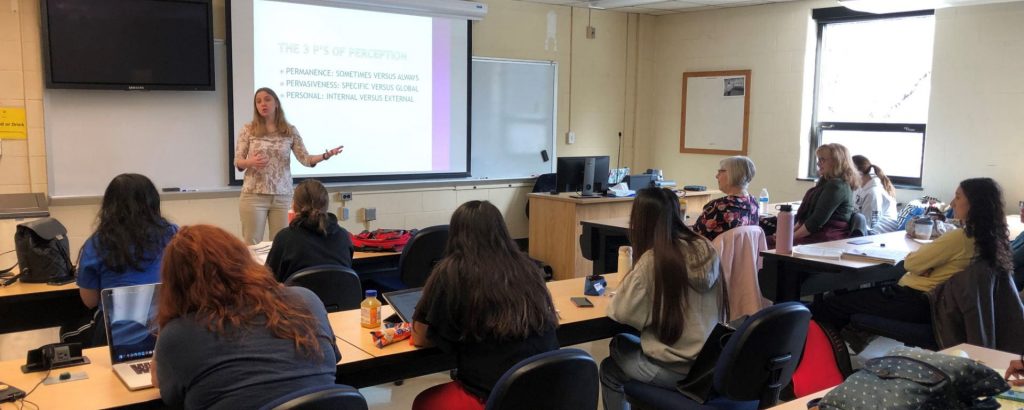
[360,290,382,328]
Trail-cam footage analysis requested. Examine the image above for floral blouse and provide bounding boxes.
[234,124,315,195]
[693,194,760,241]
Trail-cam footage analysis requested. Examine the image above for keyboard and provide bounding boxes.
[130,361,152,375]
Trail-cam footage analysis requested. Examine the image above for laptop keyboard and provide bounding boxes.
[130,361,152,375]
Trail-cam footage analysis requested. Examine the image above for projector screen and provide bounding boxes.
[228,0,470,184]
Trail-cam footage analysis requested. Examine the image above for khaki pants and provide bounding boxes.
[239,192,292,245]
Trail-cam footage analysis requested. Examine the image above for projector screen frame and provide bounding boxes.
[225,0,473,186]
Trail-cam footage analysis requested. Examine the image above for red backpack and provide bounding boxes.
[350,229,416,252]
[790,320,852,398]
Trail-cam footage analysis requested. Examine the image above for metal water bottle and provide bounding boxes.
[776,204,795,255]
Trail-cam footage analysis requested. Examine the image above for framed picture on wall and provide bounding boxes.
[680,70,751,155]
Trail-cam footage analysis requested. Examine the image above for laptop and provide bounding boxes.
[381,287,423,323]
[100,283,160,391]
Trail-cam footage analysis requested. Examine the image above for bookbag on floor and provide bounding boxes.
[351,229,417,252]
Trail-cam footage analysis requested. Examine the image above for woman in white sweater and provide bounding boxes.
[600,188,726,410]
[852,155,899,233]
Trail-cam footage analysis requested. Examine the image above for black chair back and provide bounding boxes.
[849,212,868,237]
[485,348,598,410]
[284,265,362,312]
[398,225,449,288]
[263,384,368,410]
[714,302,810,407]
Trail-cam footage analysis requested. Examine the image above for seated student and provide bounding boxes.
[266,179,354,282]
[600,188,725,410]
[72,173,177,344]
[852,155,899,234]
[692,155,759,241]
[812,178,1012,353]
[773,143,858,246]
[411,201,559,410]
[153,225,340,409]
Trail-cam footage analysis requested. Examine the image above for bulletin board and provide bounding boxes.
[680,70,750,155]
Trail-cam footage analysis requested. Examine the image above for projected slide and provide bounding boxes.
[231,0,469,181]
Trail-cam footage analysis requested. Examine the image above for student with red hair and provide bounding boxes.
[152,225,340,409]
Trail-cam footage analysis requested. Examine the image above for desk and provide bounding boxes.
[580,217,630,276]
[767,343,1018,409]
[529,190,720,280]
[331,273,631,388]
[2,274,628,408]
[0,339,372,409]
[759,231,919,302]
[0,251,401,335]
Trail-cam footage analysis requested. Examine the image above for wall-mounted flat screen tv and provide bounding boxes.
[41,0,214,91]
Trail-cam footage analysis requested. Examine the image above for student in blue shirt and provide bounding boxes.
[71,174,177,344]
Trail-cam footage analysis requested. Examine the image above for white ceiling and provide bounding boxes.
[513,0,806,15]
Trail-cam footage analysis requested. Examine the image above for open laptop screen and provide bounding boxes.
[101,283,161,364]
[381,287,423,323]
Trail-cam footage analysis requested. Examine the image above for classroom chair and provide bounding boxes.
[261,384,368,410]
[369,225,449,292]
[285,265,363,312]
[623,302,810,409]
[485,348,598,410]
[850,260,1024,352]
[848,212,868,237]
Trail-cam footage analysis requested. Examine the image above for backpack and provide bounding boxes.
[14,218,76,283]
[789,320,851,398]
[351,229,417,252]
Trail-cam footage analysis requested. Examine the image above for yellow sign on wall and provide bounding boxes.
[0,107,28,140]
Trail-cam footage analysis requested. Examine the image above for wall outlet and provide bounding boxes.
[341,192,352,201]
[363,207,376,222]
[341,207,350,221]
[566,131,576,144]
[586,26,596,39]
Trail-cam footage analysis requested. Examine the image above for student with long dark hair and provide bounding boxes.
[600,188,726,410]
[152,225,340,409]
[77,174,177,309]
[411,201,559,410]
[813,178,1013,352]
[265,179,353,282]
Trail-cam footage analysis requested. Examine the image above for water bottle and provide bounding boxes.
[758,188,770,213]
[617,246,633,274]
[776,204,794,255]
[360,290,382,328]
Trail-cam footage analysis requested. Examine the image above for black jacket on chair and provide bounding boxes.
[929,260,1024,351]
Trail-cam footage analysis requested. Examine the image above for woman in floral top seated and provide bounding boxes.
[693,156,760,241]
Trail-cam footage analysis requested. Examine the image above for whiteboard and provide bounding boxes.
[470,58,556,179]
[44,48,556,197]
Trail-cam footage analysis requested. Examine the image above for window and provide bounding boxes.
[809,7,935,187]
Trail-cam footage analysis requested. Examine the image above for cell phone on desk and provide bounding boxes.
[571,297,594,308]
[998,389,1024,403]
[48,276,76,286]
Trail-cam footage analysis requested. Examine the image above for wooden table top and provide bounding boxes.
[762,231,922,269]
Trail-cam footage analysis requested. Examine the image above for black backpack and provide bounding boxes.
[15,218,75,283]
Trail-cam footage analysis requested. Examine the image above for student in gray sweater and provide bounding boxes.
[600,188,726,410]
[152,225,341,410]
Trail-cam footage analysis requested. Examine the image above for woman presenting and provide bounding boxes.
[234,87,343,244]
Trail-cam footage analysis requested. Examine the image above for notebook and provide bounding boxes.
[381,287,423,323]
[840,248,909,265]
[100,283,161,391]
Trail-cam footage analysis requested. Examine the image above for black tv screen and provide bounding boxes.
[41,0,214,91]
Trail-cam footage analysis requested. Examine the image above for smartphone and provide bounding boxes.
[48,277,76,286]
[998,390,1024,403]
[571,297,594,308]
[0,382,26,403]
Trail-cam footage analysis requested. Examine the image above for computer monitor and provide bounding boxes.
[555,156,611,196]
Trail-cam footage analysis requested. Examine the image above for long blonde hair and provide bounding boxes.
[250,87,294,137]
[816,143,859,190]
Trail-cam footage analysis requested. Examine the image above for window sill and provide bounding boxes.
[796,177,923,191]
